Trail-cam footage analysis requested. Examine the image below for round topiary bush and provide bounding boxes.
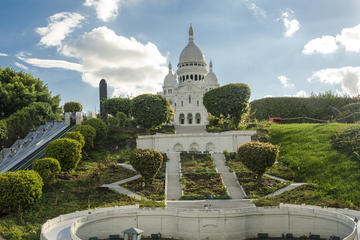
[45,138,82,172]
[130,149,163,184]
[0,170,43,214]
[82,118,108,140]
[238,141,279,182]
[65,131,85,148]
[74,124,96,150]
[63,101,83,113]
[33,157,61,183]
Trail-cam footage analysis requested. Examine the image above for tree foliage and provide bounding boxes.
[0,66,60,119]
[203,83,251,126]
[0,120,7,148]
[103,97,131,116]
[130,149,163,184]
[82,118,108,140]
[65,131,85,148]
[0,170,43,214]
[116,112,127,127]
[6,102,55,145]
[63,101,83,113]
[33,157,61,183]
[45,138,82,172]
[238,141,279,182]
[74,124,96,150]
[131,94,173,134]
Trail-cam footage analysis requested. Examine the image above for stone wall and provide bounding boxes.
[136,130,256,152]
[70,206,357,240]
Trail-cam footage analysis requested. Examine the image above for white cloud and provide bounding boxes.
[278,75,295,88]
[84,0,120,22]
[0,52,8,57]
[302,35,338,55]
[303,24,360,55]
[21,26,167,97]
[18,56,83,72]
[336,24,360,53]
[284,90,308,98]
[36,12,84,47]
[308,66,360,96]
[14,62,29,70]
[263,95,273,98]
[280,9,300,37]
[243,0,266,18]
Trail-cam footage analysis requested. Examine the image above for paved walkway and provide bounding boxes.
[167,199,254,209]
[102,174,143,200]
[212,153,246,199]
[265,182,307,197]
[166,152,182,200]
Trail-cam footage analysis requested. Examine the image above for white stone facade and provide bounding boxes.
[161,25,220,127]
[137,131,256,152]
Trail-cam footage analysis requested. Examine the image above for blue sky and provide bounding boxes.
[1,0,360,111]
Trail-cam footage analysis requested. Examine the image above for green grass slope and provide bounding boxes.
[263,123,360,208]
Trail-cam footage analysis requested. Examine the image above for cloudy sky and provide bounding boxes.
[1,0,360,111]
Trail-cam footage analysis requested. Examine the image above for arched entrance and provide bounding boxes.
[189,142,199,151]
[195,113,201,124]
[179,113,185,124]
[206,142,215,152]
[173,143,184,152]
[187,113,193,124]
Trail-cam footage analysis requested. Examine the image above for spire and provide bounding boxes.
[209,60,213,72]
[189,24,194,42]
[168,62,172,73]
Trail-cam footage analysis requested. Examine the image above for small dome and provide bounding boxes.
[178,25,206,65]
[164,62,177,86]
[204,61,218,86]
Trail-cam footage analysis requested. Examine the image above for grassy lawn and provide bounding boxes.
[226,159,290,198]
[260,123,360,208]
[180,152,228,199]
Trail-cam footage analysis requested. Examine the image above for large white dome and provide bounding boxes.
[178,25,206,65]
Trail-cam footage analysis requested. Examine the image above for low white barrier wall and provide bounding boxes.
[70,206,357,240]
[137,130,256,152]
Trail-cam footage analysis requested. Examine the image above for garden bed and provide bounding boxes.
[225,156,290,198]
[180,152,229,200]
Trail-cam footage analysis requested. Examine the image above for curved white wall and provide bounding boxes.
[70,206,358,240]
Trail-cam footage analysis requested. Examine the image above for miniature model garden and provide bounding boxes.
[1,67,360,240]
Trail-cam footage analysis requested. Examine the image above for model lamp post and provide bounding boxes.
[123,227,144,240]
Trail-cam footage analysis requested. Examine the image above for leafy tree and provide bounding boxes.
[238,141,279,183]
[82,118,108,140]
[103,97,131,116]
[0,170,43,214]
[0,66,60,119]
[65,131,85,148]
[116,112,127,127]
[107,116,119,127]
[203,83,251,126]
[33,157,61,183]
[0,120,7,149]
[131,94,174,134]
[130,149,163,184]
[74,124,96,150]
[45,138,82,172]
[63,101,83,113]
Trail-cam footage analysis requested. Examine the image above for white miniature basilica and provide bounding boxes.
[161,25,219,126]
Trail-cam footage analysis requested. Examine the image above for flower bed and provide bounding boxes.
[180,152,216,172]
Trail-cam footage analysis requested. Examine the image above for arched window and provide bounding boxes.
[196,113,201,124]
[195,75,198,81]
[189,95,191,104]
[197,100,199,106]
[181,101,183,107]
[183,76,185,81]
[187,113,193,124]
[190,74,193,80]
[179,113,185,124]
[164,89,166,95]
[186,75,189,80]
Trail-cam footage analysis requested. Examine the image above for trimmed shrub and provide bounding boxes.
[82,118,108,140]
[74,124,96,150]
[108,116,119,127]
[33,157,61,183]
[65,131,85,148]
[250,96,360,122]
[130,149,163,184]
[0,170,43,214]
[116,112,127,127]
[45,138,82,172]
[238,141,279,182]
[102,97,131,116]
[63,101,82,113]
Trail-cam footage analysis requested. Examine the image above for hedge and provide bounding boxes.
[63,101,83,113]
[74,124,96,150]
[250,96,360,122]
[33,157,61,183]
[65,131,85,148]
[82,118,108,140]
[0,170,43,214]
[130,149,163,184]
[45,138,82,172]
